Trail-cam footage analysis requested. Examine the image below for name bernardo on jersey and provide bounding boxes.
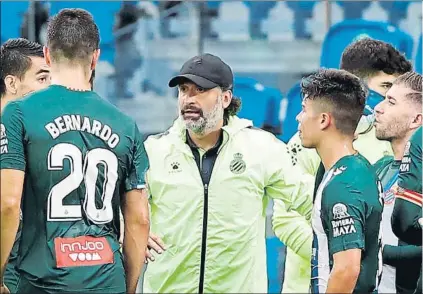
[45,115,120,148]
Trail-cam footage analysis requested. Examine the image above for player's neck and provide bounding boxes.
[50,65,91,91]
[317,135,356,171]
[188,127,222,152]
[1,95,17,113]
[391,132,414,161]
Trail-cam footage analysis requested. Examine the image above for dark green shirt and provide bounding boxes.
[375,156,421,293]
[392,126,422,246]
[311,154,383,293]
[0,85,148,292]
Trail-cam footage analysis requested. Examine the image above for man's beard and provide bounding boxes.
[376,118,409,142]
[180,95,224,136]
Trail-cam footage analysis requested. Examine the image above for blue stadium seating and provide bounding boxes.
[336,1,371,20]
[320,19,414,68]
[280,82,302,143]
[416,35,422,74]
[266,236,285,293]
[0,1,29,43]
[234,77,282,132]
[379,1,411,26]
[286,1,316,39]
[234,77,269,128]
[263,87,283,135]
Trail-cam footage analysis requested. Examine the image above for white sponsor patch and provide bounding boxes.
[0,124,8,154]
[331,203,356,237]
[332,203,349,219]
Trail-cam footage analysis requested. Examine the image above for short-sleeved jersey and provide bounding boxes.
[393,126,422,246]
[374,156,421,293]
[0,85,148,292]
[311,154,383,293]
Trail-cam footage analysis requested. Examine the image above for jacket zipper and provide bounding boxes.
[198,183,208,294]
[197,131,229,293]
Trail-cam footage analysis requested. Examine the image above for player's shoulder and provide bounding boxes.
[409,126,422,150]
[18,85,61,105]
[373,155,395,174]
[327,154,376,189]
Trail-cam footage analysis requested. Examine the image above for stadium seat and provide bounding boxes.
[280,82,302,143]
[400,1,422,41]
[380,1,411,26]
[234,77,273,129]
[336,1,371,20]
[263,87,283,135]
[415,35,422,74]
[0,1,29,42]
[362,1,388,22]
[212,2,249,41]
[320,19,414,68]
[244,1,276,39]
[310,1,343,41]
[286,1,316,39]
[262,2,294,41]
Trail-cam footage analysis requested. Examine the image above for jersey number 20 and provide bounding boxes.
[47,143,118,224]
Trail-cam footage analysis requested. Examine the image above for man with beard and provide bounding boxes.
[0,38,51,294]
[297,69,383,293]
[373,71,422,293]
[142,53,312,293]
[394,125,423,294]
[276,38,411,293]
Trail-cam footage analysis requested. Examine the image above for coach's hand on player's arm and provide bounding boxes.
[145,233,166,263]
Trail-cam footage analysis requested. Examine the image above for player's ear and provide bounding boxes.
[91,49,100,70]
[319,112,331,131]
[4,75,18,95]
[222,89,232,109]
[43,46,51,67]
[410,112,422,130]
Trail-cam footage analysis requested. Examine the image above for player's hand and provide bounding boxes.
[145,233,166,263]
[1,283,10,294]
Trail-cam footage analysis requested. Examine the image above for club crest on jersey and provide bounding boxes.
[331,203,356,237]
[384,184,397,205]
[0,124,8,154]
[230,153,246,174]
[384,189,395,205]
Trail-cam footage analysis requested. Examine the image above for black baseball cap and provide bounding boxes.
[168,53,233,90]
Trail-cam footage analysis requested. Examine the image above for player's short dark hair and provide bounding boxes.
[47,8,100,65]
[0,38,44,97]
[340,38,412,80]
[393,71,422,106]
[301,69,367,136]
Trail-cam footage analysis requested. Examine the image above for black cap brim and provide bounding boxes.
[168,74,219,89]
